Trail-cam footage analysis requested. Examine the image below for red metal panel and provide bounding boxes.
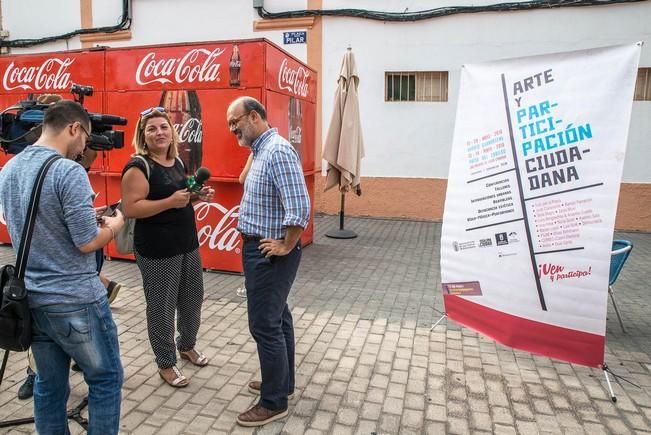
[193,88,260,179]
[265,90,315,172]
[104,41,265,92]
[0,50,105,94]
[104,88,259,178]
[264,43,317,104]
[104,90,161,174]
[195,181,243,273]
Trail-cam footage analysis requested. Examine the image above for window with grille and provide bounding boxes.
[634,68,651,101]
[385,71,448,102]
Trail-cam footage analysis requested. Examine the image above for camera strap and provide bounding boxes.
[14,154,61,279]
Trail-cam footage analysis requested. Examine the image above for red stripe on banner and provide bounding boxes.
[443,295,605,368]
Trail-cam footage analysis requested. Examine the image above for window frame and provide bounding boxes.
[385,71,448,103]
[634,68,651,101]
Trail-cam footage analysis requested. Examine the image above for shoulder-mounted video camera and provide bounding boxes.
[0,83,127,155]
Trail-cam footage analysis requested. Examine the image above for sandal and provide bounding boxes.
[159,366,189,388]
[180,349,209,367]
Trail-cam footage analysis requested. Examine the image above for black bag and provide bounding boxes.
[0,154,60,352]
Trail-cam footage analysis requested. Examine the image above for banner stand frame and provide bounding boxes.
[429,314,447,332]
[602,364,617,403]
[601,362,641,404]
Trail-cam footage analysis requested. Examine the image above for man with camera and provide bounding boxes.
[11,94,125,401]
[0,100,125,434]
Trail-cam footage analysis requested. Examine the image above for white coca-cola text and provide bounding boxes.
[174,118,202,143]
[3,58,74,91]
[278,58,309,97]
[195,202,241,252]
[135,48,225,86]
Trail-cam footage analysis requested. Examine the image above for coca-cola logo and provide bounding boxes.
[135,48,226,86]
[174,117,202,144]
[3,58,74,91]
[195,202,241,252]
[278,58,309,97]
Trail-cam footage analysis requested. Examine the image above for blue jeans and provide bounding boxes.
[243,239,301,410]
[30,298,123,435]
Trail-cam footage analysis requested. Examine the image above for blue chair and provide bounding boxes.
[609,239,633,333]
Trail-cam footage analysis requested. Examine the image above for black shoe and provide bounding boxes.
[17,373,35,400]
[107,281,122,304]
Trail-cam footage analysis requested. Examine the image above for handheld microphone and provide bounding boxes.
[186,167,211,193]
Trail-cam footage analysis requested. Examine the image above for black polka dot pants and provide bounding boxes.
[135,249,204,369]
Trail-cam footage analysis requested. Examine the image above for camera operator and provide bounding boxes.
[12,95,124,401]
[0,100,125,434]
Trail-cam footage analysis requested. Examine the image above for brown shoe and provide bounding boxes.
[237,403,288,427]
[248,380,295,400]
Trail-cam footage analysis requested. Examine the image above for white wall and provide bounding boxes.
[90,0,306,60]
[322,2,651,182]
[2,0,79,53]
[2,0,307,59]
[2,1,650,182]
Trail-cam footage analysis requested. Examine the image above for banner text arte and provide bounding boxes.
[512,69,593,191]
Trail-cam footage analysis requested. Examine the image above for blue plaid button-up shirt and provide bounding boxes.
[237,128,310,239]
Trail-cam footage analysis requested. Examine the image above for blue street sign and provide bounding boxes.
[283,32,307,45]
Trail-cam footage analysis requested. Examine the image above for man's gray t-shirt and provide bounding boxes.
[0,146,105,307]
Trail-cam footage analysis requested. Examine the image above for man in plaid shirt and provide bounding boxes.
[226,96,310,427]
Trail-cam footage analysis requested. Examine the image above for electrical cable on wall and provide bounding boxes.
[0,0,131,48]
[255,0,649,22]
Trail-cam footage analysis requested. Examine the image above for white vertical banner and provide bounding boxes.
[440,43,641,367]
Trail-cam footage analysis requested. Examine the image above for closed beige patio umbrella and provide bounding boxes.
[323,47,365,239]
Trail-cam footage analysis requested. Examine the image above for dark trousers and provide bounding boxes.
[243,239,301,410]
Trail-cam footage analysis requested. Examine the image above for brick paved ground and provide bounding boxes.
[0,214,650,434]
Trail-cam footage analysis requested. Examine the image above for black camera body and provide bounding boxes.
[0,83,127,154]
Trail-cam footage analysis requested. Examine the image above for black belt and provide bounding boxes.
[241,233,262,243]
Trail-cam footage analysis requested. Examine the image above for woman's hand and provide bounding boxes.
[168,188,192,208]
[197,186,215,203]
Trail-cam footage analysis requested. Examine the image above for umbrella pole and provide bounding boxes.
[326,192,358,239]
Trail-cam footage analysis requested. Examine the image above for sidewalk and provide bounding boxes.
[0,214,650,434]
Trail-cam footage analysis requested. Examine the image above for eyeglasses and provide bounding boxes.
[228,111,250,129]
[78,122,91,140]
[140,106,166,117]
[68,121,90,141]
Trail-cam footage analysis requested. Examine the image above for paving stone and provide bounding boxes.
[336,407,358,426]
[310,411,335,431]
[379,414,401,433]
[1,218,650,435]
[402,408,424,428]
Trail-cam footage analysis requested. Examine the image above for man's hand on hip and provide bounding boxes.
[259,238,293,257]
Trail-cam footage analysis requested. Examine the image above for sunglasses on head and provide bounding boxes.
[140,106,166,117]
